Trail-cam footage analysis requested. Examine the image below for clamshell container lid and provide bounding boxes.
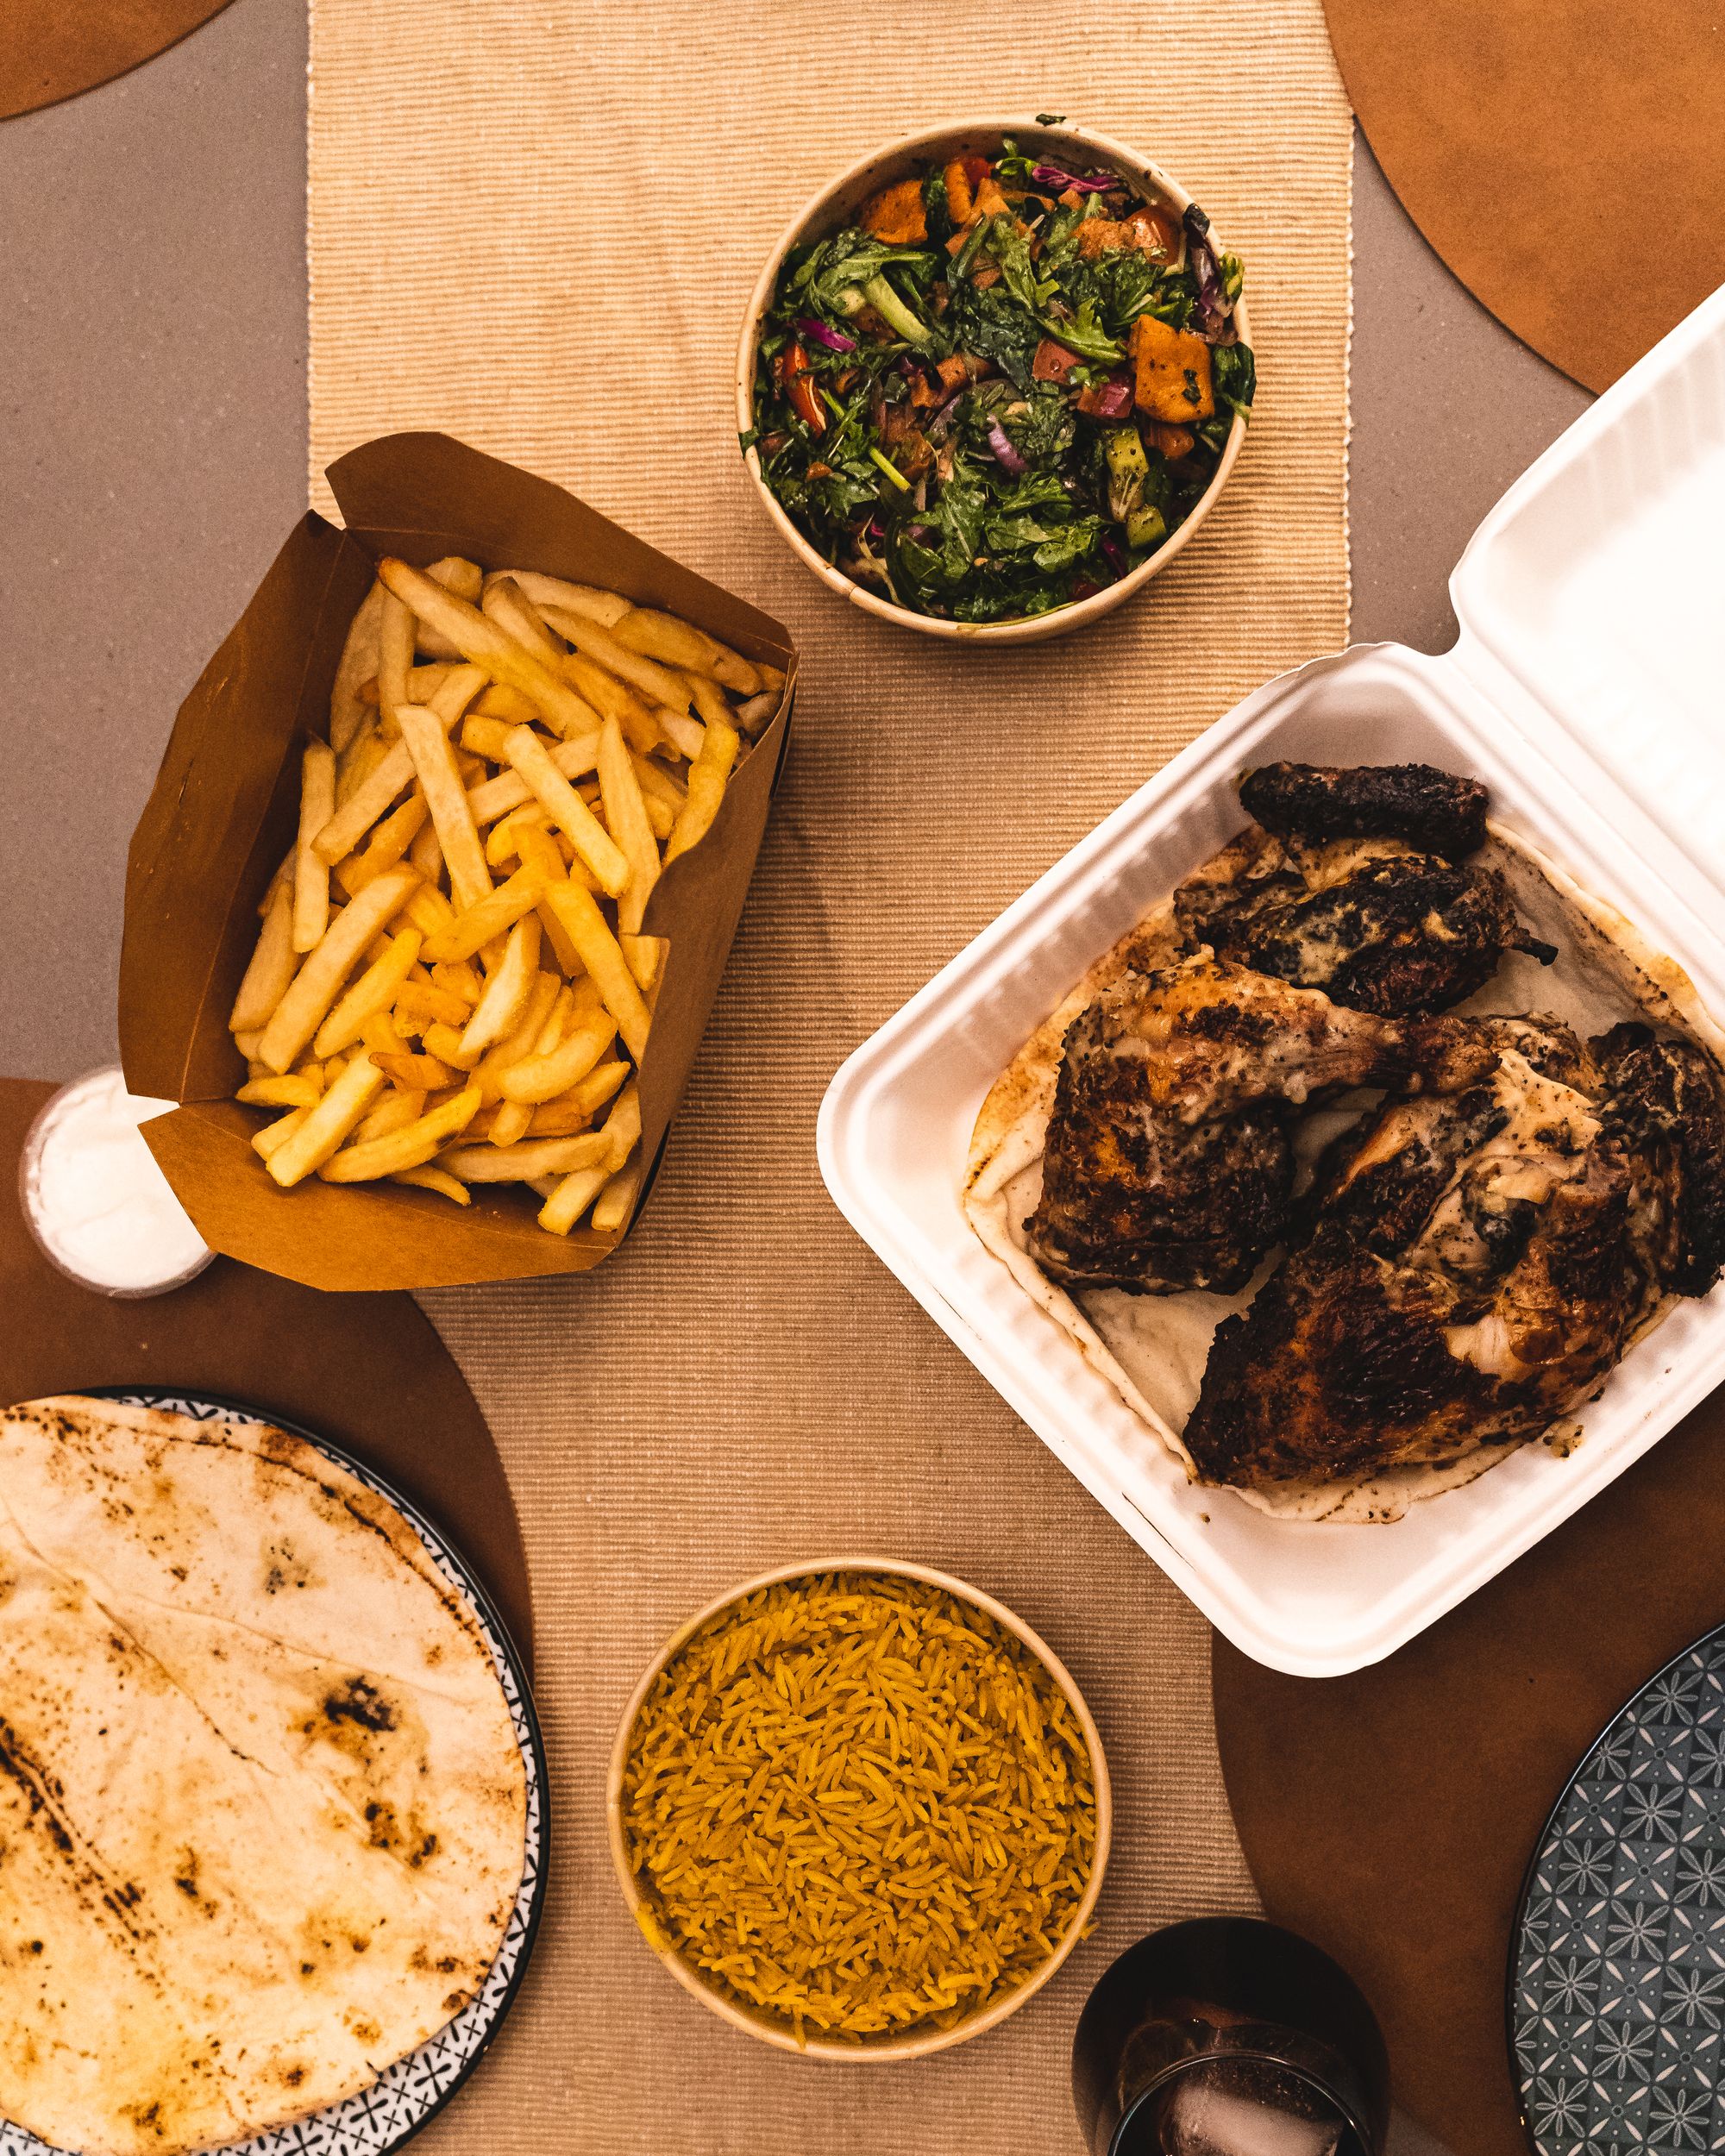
[1451,281,1725,930]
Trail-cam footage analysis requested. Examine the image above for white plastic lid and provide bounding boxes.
[1451,281,1725,904]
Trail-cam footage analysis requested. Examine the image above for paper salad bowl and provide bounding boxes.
[737,117,1252,647]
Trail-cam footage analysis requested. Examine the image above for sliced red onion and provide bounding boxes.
[1094,378,1134,421]
[1031,163,1114,195]
[1182,207,1238,346]
[1099,533,1128,579]
[986,419,1027,474]
[793,316,857,353]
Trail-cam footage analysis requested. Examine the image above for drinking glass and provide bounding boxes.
[1072,1917,1390,2156]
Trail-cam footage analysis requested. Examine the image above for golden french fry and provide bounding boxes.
[378,588,415,722]
[630,752,687,812]
[664,714,740,863]
[536,1161,611,1236]
[615,608,760,693]
[653,705,706,761]
[233,1028,266,1060]
[265,1056,386,1187]
[642,795,674,841]
[441,1132,610,1182]
[252,1106,308,1161]
[483,578,581,673]
[466,731,601,825]
[292,740,337,954]
[591,1156,643,1233]
[474,682,542,723]
[601,1081,641,1169]
[545,636,662,749]
[620,933,667,994]
[455,915,541,1062]
[312,926,423,1058]
[553,610,691,715]
[488,1099,535,1148]
[398,703,491,912]
[393,977,471,1027]
[428,661,489,724]
[391,1164,472,1205]
[329,581,384,754]
[418,1024,468,1067]
[373,1050,457,1091]
[413,556,485,659]
[485,801,549,869]
[378,557,598,737]
[407,812,444,886]
[430,956,482,1003]
[229,881,298,1033]
[461,713,522,762]
[540,878,652,1059]
[315,736,416,864]
[340,793,428,892]
[319,1085,482,1181]
[490,570,631,628]
[528,1050,630,1131]
[402,881,457,938]
[596,717,659,934]
[237,1074,321,1110]
[498,1011,618,1104]
[354,1088,427,1144]
[421,865,546,964]
[504,725,629,897]
[255,866,419,1074]
[470,972,561,1102]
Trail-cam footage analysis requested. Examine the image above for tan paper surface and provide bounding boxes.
[309,5,1352,2147]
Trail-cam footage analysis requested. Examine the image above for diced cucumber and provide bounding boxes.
[1103,426,1150,523]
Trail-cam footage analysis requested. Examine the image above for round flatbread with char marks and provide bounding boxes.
[0,1396,525,2156]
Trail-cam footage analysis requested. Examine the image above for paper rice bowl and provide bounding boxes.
[736,118,1251,647]
[605,1557,1111,2059]
[963,819,1725,1526]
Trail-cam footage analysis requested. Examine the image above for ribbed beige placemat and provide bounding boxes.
[309,9,1351,2147]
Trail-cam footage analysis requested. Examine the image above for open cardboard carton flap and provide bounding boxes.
[120,433,796,1291]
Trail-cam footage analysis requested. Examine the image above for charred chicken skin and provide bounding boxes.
[1183,1018,1725,1490]
[1175,761,1557,1015]
[1024,955,1497,1295]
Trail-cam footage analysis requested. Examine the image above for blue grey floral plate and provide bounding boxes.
[1512,1622,1725,2153]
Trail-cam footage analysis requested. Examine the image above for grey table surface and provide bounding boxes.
[1,4,1588,2147]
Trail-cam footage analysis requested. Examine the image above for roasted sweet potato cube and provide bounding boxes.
[862,179,927,245]
[944,157,975,224]
[1145,420,1197,460]
[1132,315,1215,422]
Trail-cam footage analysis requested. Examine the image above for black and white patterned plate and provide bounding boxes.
[1511,1622,1725,2154]
[0,1388,548,2156]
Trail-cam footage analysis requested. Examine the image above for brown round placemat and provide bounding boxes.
[1212,1385,1725,2154]
[1324,0,1725,392]
[1,1075,532,1658]
[1,0,237,122]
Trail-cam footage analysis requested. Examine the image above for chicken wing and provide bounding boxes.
[1175,762,1555,1015]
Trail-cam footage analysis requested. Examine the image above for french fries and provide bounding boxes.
[228,555,774,1238]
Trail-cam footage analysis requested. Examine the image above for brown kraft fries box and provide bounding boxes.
[120,433,796,1291]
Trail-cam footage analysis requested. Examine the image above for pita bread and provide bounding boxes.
[963,824,1723,1524]
[0,1396,526,2156]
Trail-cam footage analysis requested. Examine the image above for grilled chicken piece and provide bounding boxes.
[1241,761,1490,857]
[1024,955,1497,1295]
[1184,1018,1725,1491]
[1175,762,1556,1015]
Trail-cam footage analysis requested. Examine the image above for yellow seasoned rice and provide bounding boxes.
[618,1570,1098,2044]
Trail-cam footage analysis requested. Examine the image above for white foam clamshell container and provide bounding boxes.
[819,285,1725,1677]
